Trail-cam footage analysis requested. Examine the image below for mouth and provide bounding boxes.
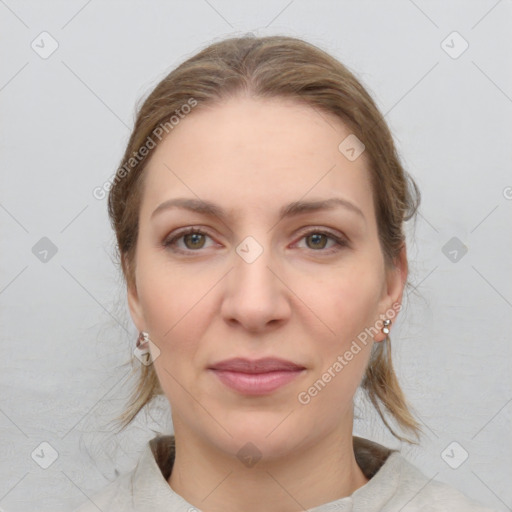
[208,357,306,395]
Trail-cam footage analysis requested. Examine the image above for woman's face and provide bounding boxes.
[127,96,406,458]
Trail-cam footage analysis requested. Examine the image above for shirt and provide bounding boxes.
[73,435,497,511]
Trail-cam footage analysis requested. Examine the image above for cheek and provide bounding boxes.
[134,258,208,394]
[296,258,383,344]
[297,275,378,414]
[136,248,216,338]
[139,268,208,406]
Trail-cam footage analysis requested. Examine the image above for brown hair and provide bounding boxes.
[108,34,422,442]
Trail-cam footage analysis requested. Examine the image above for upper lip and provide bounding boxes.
[208,357,305,373]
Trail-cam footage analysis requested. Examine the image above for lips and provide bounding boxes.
[208,357,306,395]
[208,357,305,373]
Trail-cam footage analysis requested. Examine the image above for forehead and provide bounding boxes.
[140,96,375,223]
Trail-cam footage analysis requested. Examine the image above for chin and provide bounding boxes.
[210,414,306,461]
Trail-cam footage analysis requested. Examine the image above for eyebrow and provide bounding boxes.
[151,197,365,223]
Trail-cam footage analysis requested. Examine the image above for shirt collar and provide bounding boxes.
[130,435,399,511]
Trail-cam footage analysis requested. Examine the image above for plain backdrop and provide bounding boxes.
[0,1,511,511]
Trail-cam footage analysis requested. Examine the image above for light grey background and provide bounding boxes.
[1,1,511,511]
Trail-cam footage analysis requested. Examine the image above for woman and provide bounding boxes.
[74,35,496,511]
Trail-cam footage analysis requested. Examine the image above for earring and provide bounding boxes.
[382,319,391,335]
[134,331,153,365]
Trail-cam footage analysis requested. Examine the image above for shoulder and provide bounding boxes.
[378,452,497,512]
[71,471,136,512]
[71,435,184,512]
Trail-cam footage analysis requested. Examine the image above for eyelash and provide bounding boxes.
[162,227,349,255]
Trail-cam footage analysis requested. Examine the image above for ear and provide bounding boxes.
[375,244,408,342]
[123,254,145,332]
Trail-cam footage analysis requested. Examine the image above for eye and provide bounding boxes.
[295,228,348,254]
[162,227,215,252]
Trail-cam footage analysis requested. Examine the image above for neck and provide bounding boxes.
[168,420,369,512]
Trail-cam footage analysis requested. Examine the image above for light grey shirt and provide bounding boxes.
[73,435,496,511]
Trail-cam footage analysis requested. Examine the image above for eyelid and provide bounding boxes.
[294,225,347,242]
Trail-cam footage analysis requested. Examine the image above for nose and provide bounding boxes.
[220,237,291,333]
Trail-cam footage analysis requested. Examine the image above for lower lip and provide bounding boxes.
[209,369,305,395]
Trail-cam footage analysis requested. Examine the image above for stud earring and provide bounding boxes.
[134,331,152,365]
[382,319,391,335]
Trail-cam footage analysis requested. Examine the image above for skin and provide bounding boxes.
[127,95,407,512]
